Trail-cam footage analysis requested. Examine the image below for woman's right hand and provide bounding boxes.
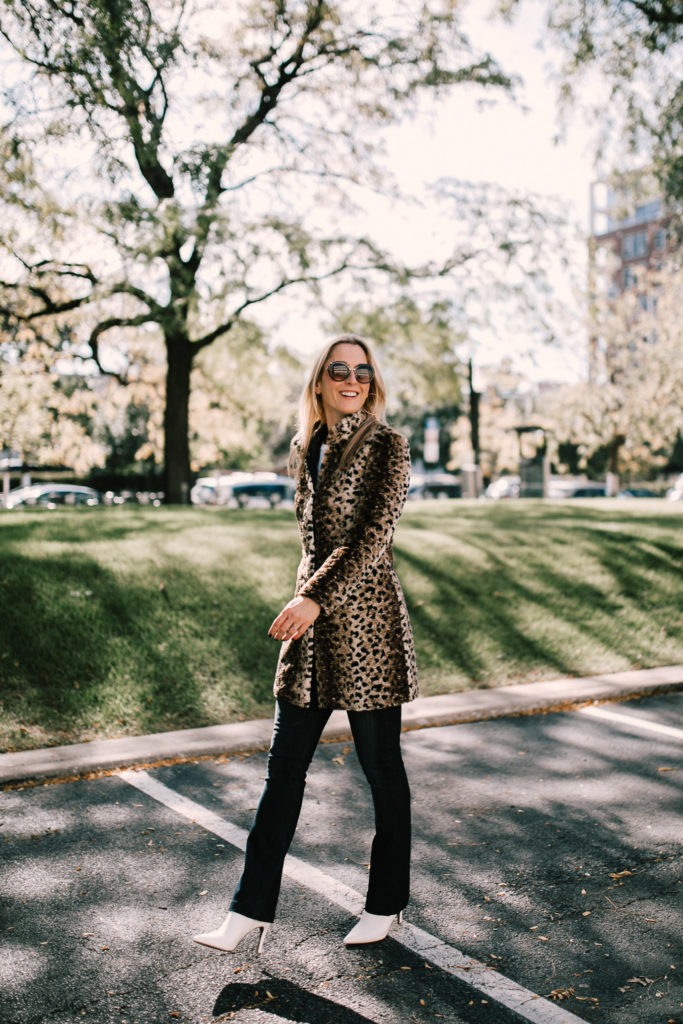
[268,595,320,642]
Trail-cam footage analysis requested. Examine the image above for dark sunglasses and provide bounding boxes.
[326,360,375,384]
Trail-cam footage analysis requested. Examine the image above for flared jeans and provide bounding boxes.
[230,697,411,923]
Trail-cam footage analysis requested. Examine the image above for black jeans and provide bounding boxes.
[230,697,411,922]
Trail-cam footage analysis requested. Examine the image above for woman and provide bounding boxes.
[194,334,418,954]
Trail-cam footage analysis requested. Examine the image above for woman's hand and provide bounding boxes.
[269,595,320,642]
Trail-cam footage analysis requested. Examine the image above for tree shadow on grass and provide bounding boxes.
[0,548,281,748]
[396,509,683,686]
[397,545,581,683]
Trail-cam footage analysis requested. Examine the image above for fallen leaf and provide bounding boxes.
[548,988,575,1001]
[609,870,632,879]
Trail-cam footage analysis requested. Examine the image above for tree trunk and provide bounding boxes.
[163,331,194,504]
[606,433,626,497]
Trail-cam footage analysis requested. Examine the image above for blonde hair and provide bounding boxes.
[289,334,387,477]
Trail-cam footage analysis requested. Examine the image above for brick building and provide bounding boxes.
[588,176,676,383]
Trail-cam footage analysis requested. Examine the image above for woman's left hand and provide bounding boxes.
[269,595,320,642]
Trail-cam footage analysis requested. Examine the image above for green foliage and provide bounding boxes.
[189,319,302,472]
[666,430,683,473]
[330,297,465,455]
[556,440,582,475]
[1,501,681,752]
[98,399,156,474]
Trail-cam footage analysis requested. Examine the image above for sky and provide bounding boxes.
[274,1,598,384]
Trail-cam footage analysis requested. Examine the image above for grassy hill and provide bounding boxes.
[1,499,681,752]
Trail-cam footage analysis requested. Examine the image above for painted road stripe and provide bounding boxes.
[578,705,683,740]
[120,768,586,1024]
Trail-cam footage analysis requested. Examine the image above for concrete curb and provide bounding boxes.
[2,664,682,786]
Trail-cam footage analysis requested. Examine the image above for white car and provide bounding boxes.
[5,483,101,509]
[190,472,254,506]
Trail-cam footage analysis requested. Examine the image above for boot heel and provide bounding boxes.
[397,910,403,925]
[257,924,270,954]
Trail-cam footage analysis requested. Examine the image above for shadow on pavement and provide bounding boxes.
[214,978,375,1022]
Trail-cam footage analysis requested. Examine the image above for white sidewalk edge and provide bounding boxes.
[1,664,682,786]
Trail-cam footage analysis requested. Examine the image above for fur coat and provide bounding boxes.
[273,408,419,711]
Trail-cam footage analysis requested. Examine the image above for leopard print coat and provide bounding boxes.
[273,408,419,711]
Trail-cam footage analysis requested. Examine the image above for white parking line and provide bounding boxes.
[578,705,683,740]
[120,768,587,1024]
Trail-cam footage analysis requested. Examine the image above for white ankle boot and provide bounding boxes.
[343,909,403,945]
[193,911,270,954]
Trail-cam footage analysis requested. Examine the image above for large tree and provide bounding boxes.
[0,0,514,502]
[500,0,683,205]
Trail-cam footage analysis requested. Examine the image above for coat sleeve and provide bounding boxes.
[298,429,411,615]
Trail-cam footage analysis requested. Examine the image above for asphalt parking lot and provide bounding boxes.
[1,690,681,1024]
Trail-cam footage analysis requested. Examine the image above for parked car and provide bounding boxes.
[4,483,101,509]
[190,473,252,506]
[546,478,607,499]
[190,472,294,508]
[617,488,657,499]
[408,472,461,500]
[232,473,295,507]
[565,484,606,498]
[422,473,461,499]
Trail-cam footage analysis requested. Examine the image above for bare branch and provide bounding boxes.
[87,313,155,382]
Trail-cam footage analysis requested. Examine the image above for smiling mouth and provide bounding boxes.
[340,390,359,397]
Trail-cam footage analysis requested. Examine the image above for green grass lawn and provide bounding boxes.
[1,499,681,752]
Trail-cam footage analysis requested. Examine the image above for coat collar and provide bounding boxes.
[323,408,369,448]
